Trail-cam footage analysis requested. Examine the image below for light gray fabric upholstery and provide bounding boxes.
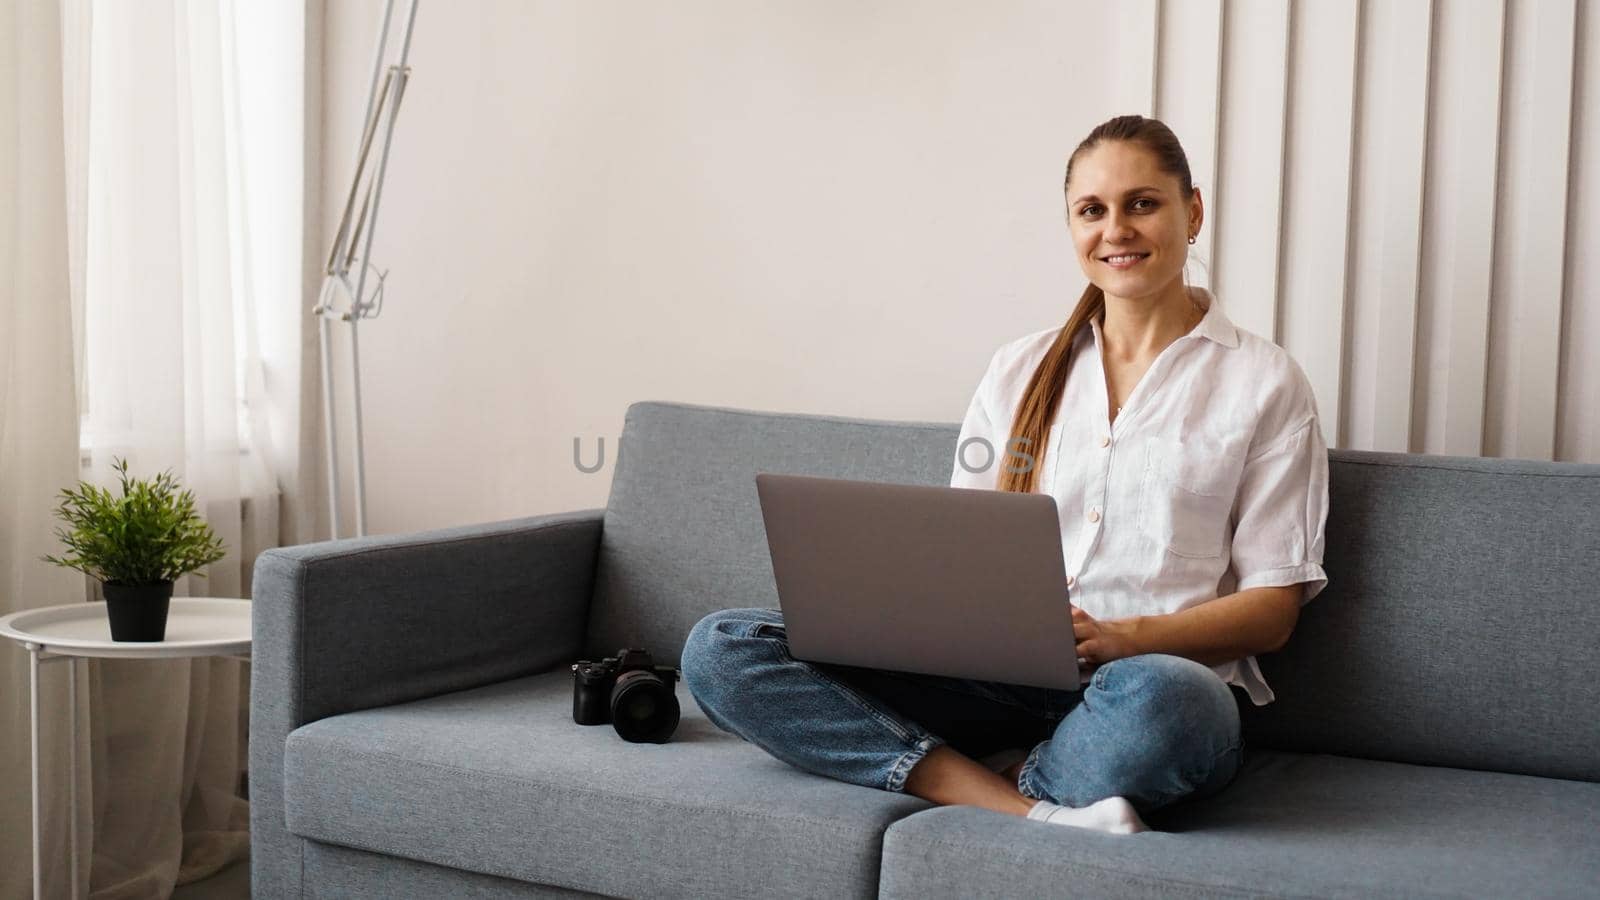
[284,671,929,899]
[1241,452,1600,782]
[250,511,604,900]
[880,751,1600,899]
[302,841,609,899]
[585,402,957,664]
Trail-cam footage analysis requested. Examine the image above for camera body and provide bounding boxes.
[571,648,681,743]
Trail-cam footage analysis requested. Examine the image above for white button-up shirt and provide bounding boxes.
[950,288,1329,705]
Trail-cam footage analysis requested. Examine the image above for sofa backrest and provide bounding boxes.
[586,402,955,660]
[1239,450,1600,782]
[587,401,1600,782]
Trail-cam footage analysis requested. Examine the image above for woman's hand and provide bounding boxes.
[1073,607,1141,669]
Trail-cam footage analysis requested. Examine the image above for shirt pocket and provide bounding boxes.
[1138,434,1245,559]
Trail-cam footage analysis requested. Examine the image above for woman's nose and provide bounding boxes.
[1104,209,1136,241]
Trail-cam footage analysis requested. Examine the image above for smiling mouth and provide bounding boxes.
[1100,253,1149,268]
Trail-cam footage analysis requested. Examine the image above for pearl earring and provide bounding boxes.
[1187,235,1197,244]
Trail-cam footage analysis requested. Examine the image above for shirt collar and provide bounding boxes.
[1187,287,1240,349]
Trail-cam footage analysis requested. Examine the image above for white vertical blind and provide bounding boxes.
[1485,0,1579,461]
[1154,0,1224,292]
[1118,0,1596,463]
[1214,0,1291,344]
[1112,0,1160,118]
[1558,0,1600,464]
[1415,0,1507,456]
[1277,0,1360,445]
[1345,0,1433,454]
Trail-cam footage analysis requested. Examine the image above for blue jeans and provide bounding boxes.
[680,608,1244,816]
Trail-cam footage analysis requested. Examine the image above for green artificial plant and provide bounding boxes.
[43,457,227,586]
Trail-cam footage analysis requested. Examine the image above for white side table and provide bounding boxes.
[0,598,251,900]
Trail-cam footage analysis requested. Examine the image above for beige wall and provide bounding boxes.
[321,1,1118,534]
[320,0,1600,539]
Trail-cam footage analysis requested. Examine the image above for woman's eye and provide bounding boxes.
[1080,205,1103,217]
[1131,198,1157,211]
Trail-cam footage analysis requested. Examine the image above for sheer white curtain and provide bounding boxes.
[76,1,279,574]
[2,0,303,895]
[61,0,297,895]
[1,3,91,898]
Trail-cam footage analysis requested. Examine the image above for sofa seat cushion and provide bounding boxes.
[283,671,929,899]
[880,751,1600,899]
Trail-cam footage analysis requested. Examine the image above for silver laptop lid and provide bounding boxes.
[755,473,1080,691]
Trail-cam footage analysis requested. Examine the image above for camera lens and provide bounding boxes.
[610,669,679,743]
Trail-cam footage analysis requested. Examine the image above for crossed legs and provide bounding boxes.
[681,608,1243,822]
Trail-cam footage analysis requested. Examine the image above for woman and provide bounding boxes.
[679,115,1329,835]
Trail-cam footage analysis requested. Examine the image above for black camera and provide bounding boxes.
[571,648,681,743]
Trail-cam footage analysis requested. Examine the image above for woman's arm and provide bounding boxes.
[1074,585,1302,668]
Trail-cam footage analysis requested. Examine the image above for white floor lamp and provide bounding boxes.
[315,0,420,539]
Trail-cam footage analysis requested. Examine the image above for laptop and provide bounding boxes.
[754,473,1082,691]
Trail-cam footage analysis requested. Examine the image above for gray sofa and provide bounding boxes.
[251,401,1600,898]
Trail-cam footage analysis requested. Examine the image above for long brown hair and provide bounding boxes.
[997,115,1195,494]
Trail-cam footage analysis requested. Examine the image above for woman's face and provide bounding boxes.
[1066,141,1202,303]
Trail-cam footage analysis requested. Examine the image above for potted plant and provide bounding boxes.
[43,458,228,642]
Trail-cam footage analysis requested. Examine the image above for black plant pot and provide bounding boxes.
[101,581,175,642]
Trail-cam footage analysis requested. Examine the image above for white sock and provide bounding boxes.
[1026,796,1149,835]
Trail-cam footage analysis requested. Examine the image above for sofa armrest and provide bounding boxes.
[251,508,603,724]
[249,509,603,899]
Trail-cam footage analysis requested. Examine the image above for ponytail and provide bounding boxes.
[996,283,1104,493]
